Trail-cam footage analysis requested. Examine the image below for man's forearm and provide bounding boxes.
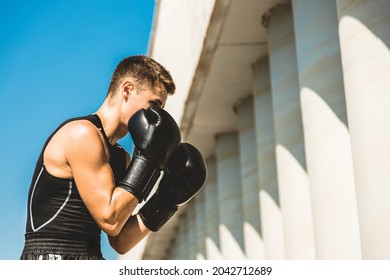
[108,214,151,255]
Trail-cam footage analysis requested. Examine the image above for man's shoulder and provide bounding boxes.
[47,117,101,151]
[62,119,102,141]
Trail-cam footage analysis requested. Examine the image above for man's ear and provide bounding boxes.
[121,79,136,101]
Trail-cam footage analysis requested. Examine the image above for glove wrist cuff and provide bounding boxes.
[138,194,178,232]
[118,154,161,202]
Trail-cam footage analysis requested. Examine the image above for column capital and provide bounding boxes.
[261,1,291,29]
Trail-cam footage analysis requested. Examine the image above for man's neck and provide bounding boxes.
[95,102,127,145]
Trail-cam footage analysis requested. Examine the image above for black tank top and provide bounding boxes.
[24,114,126,248]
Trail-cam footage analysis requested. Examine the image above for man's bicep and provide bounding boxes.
[72,159,116,210]
[65,124,116,216]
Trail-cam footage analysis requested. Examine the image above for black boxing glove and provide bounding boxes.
[119,106,181,202]
[139,143,207,231]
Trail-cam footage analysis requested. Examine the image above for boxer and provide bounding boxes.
[20,55,182,260]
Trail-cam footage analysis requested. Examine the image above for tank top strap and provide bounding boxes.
[82,114,112,148]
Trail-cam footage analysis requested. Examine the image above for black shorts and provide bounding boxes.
[20,237,104,260]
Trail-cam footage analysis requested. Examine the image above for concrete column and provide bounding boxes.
[179,220,187,260]
[170,226,180,260]
[204,158,223,260]
[180,212,189,259]
[265,2,316,259]
[336,0,390,259]
[216,132,246,259]
[292,0,361,259]
[169,230,179,260]
[187,202,197,259]
[195,190,206,260]
[236,96,265,259]
[252,57,285,259]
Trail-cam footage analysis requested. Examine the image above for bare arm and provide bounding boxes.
[108,214,151,254]
[62,121,139,236]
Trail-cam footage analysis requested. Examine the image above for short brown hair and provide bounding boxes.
[107,55,175,97]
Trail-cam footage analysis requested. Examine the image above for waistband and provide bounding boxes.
[21,235,103,260]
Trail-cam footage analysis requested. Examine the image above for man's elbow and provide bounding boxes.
[114,247,130,255]
[108,236,131,255]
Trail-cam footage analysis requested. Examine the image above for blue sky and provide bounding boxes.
[0,0,155,260]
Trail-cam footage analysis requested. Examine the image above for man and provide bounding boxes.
[20,55,207,260]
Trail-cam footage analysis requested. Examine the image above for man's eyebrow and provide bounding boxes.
[154,88,167,107]
[150,98,164,108]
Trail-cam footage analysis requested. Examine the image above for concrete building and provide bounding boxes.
[120,0,390,260]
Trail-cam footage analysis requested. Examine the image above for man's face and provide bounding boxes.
[125,83,168,120]
[138,85,167,110]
